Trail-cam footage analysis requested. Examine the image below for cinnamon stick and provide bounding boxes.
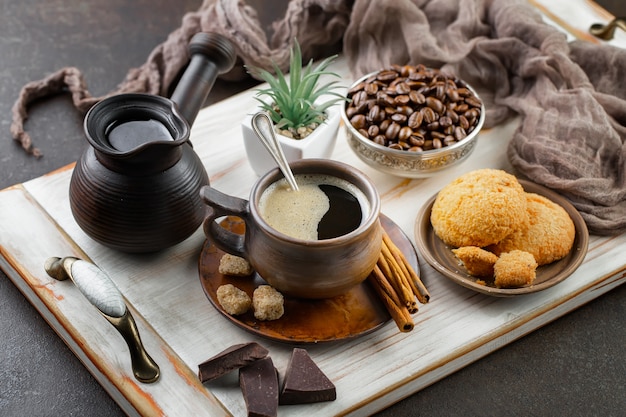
[367,275,414,332]
[380,239,417,313]
[371,264,402,307]
[382,232,430,304]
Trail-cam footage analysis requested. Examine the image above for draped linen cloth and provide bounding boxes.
[11,0,626,235]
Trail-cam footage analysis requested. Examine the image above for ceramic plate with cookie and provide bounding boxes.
[414,175,589,296]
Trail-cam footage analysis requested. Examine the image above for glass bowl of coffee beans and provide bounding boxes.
[342,64,485,178]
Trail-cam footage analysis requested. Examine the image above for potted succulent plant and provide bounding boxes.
[241,40,347,176]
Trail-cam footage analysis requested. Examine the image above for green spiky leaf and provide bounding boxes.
[245,39,347,137]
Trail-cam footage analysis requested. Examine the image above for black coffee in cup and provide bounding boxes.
[258,174,370,240]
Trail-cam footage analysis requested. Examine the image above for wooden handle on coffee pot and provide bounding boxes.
[170,32,237,126]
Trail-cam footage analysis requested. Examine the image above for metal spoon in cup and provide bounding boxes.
[251,111,299,191]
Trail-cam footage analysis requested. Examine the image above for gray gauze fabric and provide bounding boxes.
[344,0,625,235]
[11,0,626,234]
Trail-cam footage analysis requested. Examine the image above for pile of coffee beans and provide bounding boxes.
[345,64,483,152]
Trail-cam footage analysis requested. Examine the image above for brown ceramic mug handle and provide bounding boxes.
[200,186,250,258]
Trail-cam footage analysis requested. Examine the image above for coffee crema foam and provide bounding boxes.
[258,174,370,240]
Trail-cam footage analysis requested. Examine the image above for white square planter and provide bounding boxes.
[241,103,341,176]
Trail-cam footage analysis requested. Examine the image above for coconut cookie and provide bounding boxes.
[493,250,538,288]
[452,246,498,277]
[489,193,575,265]
[430,169,529,248]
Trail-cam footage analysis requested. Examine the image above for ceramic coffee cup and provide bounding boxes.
[200,159,382,299]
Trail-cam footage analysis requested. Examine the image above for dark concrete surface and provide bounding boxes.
[1,1,625,416]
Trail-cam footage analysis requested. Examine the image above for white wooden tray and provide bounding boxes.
[1,2,624,415]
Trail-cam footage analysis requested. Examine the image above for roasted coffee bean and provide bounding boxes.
[347,82,365,95]
[439,116,453,128]
[368,124,380,137]
[409,135,425,147]
[407,80,427,90]
[379,93,396,107]
[408,67,427,80]
[464,108,480,120]
[364,82,379,95]
[408,111,423,129]
[352,90,368,108]
[391,113,407,124]
[431,82,446,100]
[444,135,457,146]
[388,142,403,150]
[395,82,411,95]
[426,121,440,131]
[416,127,428,137]
[400,65,413,77]
[373,135,387,146]
[446,87,460,102]
[350,114,367,130]
[396,105,414,116]
[346,106,359,119]
[365,74,378,83]
[345,64,482,152]
[395,95,410,106]
[458,115,470,131]
[409,90,426,105]
[426,97,444,114]
[385,122,401,140]
[377,70,399,81]
[421,107,437,124]
[368,105,384,123]
[446,109,459,123]
[457,87,472,97]
[455,103,469,113]
[465,96,482,108]
[398,126,413,142]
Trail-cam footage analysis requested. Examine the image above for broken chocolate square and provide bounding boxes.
[198,342,269,383]
[239,356,279,417]
[279,348,336,404]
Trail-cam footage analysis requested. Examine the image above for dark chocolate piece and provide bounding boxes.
[279,348,336,404]
[239,356,279,417]
[198,342,269,383]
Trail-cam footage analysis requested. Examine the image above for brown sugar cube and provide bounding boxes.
[239,356,279,417]
[494,250,538,288]
[279,348,336,405]
[219,254,254,276]
[198,342,269,383]
[252,285,284,321]
[216,284,252,315]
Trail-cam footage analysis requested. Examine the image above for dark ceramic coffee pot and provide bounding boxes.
[70,32,236,253]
